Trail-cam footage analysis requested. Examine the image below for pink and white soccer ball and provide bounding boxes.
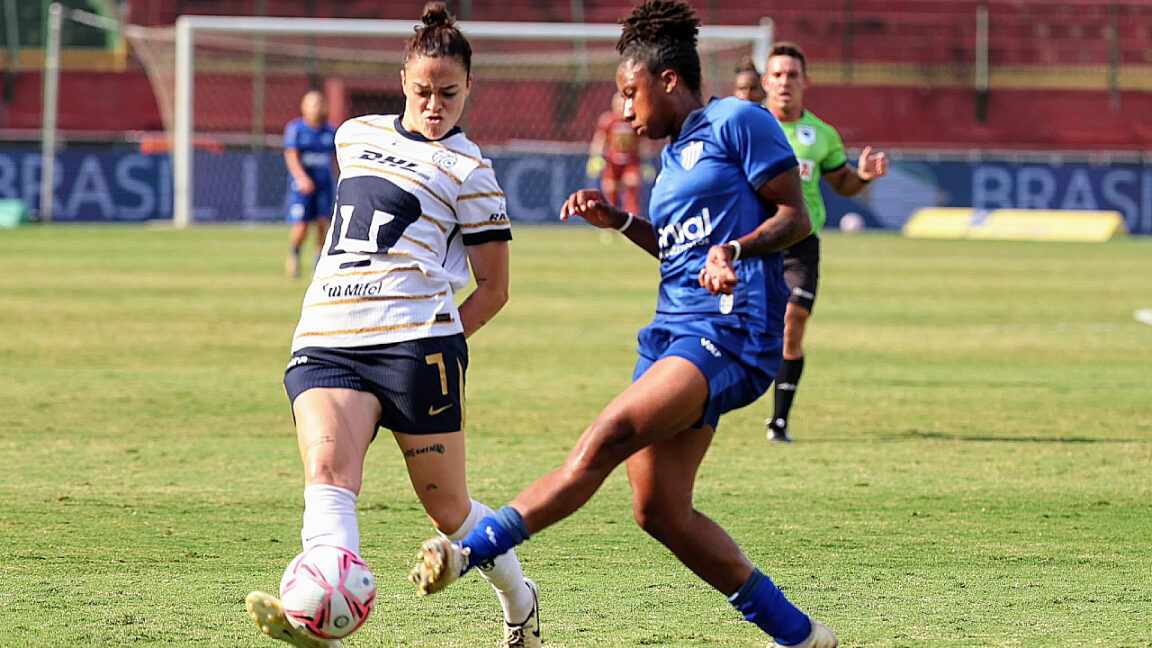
[839,212,866,233]
[279,545,377,640]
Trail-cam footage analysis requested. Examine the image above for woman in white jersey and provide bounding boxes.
[245,4,540,648]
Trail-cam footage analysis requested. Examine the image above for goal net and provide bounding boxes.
[126,16,773,227]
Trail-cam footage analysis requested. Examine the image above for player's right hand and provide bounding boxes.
[295,176,316,195]
[559,189,625,229]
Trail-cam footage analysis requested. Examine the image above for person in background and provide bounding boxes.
[411,3,837,647]
[587,92,643,216]
[758,41,889,442]
[283,89,337,278]
[732,56,766,104]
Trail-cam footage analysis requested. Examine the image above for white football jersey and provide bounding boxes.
[290,114,511,351]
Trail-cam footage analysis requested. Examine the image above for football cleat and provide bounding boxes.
[500,578,541,648]
[766,419,793,443]
[409,536,470,597]
[772,618,837,648]
[245,590,342,648]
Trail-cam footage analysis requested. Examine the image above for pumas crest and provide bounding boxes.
[432,149,458,168]
[797,125,816,146]
[680,140,704,170]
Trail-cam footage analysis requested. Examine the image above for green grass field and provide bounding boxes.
[1,225,1149,647]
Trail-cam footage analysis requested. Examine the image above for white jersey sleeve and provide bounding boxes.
[457,162,511,245]
[289,115,512,351]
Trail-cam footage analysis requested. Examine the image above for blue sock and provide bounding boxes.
[459,505,530,570]
[728,569,812,645]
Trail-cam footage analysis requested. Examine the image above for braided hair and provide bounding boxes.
[403,2,472,75]
[616,1,702,98]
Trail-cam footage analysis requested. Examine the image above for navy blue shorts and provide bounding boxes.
[633,318,777,429]
[283,335,468,435]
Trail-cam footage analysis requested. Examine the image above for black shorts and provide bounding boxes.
[783,233,820,312]
[283,335,468,435]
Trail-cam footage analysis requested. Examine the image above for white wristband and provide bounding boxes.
[726,240,742,261]
[616,212,635,233]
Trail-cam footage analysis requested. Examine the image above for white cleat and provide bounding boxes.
[409,536,470,597]
[245,590,342,648]
[772,617,837,648]
[500,578,541,648]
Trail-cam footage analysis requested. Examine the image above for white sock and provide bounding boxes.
[441,499,534,623]
[300,484,360,556]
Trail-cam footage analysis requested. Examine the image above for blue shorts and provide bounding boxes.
[286,181,334,224]
[283,335,468,435]
[633,318,779,429]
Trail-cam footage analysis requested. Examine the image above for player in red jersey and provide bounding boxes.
[588,93,644,216]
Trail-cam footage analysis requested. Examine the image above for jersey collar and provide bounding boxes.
[673,96,717,144]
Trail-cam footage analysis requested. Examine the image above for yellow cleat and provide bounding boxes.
[245,590,342,648]
[408,536,469,597]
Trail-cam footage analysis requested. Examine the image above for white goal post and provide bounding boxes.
[168,15,774,228]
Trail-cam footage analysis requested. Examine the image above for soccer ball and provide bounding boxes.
[279,545,377,640]
[838,211,866,233]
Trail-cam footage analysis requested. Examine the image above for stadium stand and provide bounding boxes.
[3,0,1151,149]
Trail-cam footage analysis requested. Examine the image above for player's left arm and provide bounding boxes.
[824,145,888,197]
[459,240,510,338]
[699,102,810,295]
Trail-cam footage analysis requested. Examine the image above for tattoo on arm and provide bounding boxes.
[746,215,802,254]
[743,168,807,255]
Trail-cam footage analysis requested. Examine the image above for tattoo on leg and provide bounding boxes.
[308,435,335,449]
[403,443,446,458]
[425,483,439,491]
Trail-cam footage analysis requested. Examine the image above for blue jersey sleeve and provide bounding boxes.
[715,101,797,191]
[284,119,301,150]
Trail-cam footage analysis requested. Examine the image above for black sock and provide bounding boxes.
[771,356,805,429]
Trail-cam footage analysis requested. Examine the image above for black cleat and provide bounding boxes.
[766,418,793,443]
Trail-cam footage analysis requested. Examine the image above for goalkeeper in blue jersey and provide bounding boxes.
[410,2,838,647]
[283,89,337,278]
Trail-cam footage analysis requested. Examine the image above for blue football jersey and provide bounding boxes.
[647,97,797,340]
[284,118,337,184]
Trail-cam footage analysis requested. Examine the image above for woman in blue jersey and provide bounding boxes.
[247,5,539,648]
[411,2,837,647]
[283,90,336,278]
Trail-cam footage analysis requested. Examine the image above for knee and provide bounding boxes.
[423,496,472,537]
[783,310,809,347]
[784,308,808,332]
[563,415,638,480]
[302,454,362,494]
[631,497,688,543]
[304,461,340,487]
